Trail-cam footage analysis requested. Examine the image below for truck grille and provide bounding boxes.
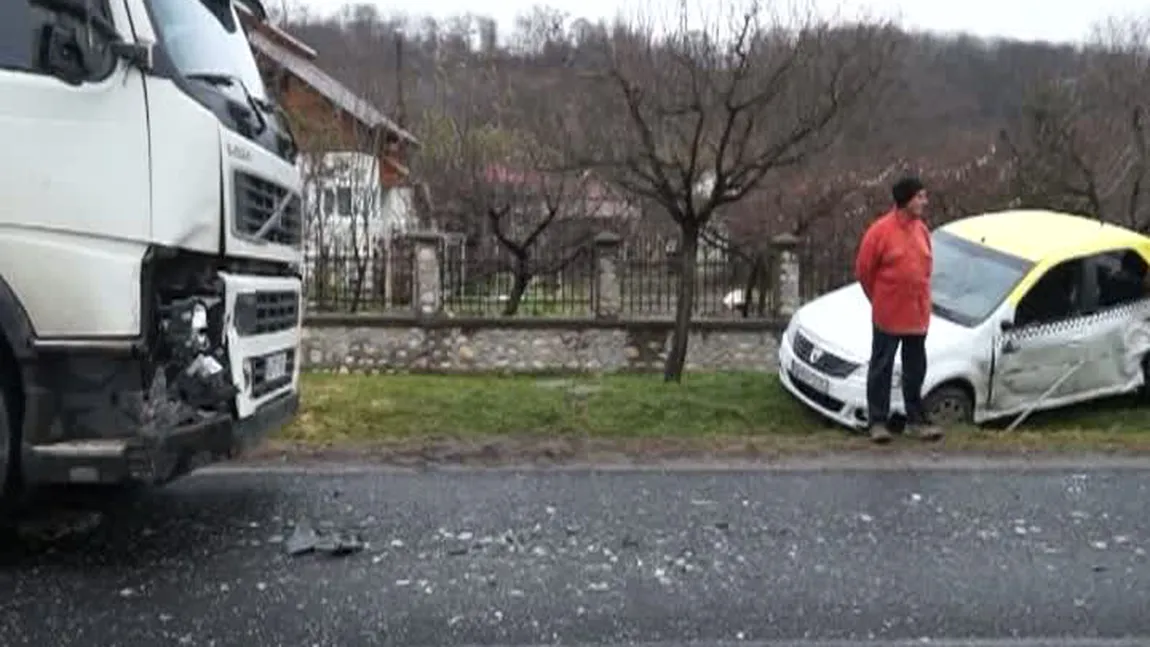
[235,290,299,336]
[233,171,302,247]
[250,348,296,398]
[792,331,861,378]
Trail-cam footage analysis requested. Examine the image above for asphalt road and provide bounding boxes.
[2,460,1150,646]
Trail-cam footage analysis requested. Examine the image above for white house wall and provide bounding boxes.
[298,151,417,255]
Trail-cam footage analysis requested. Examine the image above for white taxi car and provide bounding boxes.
[778,209,1150,429]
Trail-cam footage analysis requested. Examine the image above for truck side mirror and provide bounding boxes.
[34,0,153,80]
[111,41,154,72]
[37,24,91,86]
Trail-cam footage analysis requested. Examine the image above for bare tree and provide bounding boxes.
[419,62,625,315]
[269,54,409,312]
[571,2,899,381]
[298,149,335,307]
[1002,17,1150,229]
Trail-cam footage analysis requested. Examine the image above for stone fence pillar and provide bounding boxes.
[771,233,802,319]
[409,232,443,317]
[593,232,622,319]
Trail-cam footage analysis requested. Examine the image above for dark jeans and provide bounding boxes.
[866,325,928,427]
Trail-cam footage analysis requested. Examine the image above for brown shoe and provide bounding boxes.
[906,423,944,441]
[869,426,893,444]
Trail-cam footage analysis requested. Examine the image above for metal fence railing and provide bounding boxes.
[302,233,851,318]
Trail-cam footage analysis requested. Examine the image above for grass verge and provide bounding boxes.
[259,372,1150,462]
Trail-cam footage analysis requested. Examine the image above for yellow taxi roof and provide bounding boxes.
[939,209,1149,263]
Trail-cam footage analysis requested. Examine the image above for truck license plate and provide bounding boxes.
[264,352,288,381]
[790,359,829,394]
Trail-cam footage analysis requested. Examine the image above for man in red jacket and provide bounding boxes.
[854,176,944,444]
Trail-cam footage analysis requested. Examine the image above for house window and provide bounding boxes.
[321,188,335,216]
[336,187,352,216]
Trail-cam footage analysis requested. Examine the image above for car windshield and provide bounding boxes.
[931,229,1033,327]
[148,0,269,101]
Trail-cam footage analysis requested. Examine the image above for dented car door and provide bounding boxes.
[1070,251,1150,397]
[989,249,1150,418]
[989,318,1091,415]
[988,257,1090,415]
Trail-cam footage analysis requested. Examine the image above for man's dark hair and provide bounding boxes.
[892,176,925,208]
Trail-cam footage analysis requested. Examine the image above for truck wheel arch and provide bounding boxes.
[0,274,33,493]
[0,274,37,362]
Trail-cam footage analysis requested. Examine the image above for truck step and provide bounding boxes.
[29,439,129,460]
[26,440,141,484]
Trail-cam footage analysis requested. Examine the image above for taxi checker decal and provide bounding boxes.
[996,297,1150,343]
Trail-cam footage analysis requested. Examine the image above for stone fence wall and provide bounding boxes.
[303,316,785,374]
[301,230,803,374]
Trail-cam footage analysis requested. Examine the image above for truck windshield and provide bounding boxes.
[930,230,1034,327]
[148,0,269,102]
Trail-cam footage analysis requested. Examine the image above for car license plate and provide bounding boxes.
[264,351,288,382]
[790,359,829,394]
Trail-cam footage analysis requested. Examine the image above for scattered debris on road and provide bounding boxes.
[11,509,105,544]
[285,520,365,558]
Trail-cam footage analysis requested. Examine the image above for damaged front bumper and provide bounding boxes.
[777,330,907,430]
[18,268,302,488]
[23,390,299,486]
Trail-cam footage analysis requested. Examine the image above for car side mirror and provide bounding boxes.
[1000,319,1014,332]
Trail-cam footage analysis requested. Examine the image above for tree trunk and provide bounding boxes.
[738,253,764,319]
[349,259,368,313]
[383,238,394,308]
[503,255,532,316]
[664,226,699,383]
[755,257,770,317]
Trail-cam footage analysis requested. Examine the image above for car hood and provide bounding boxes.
[791,282,971,361]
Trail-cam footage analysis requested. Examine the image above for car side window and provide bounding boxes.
[1088,248,1150,310]
[1014,258,1087,328]
[1,1,117,82]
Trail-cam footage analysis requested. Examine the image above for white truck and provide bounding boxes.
[0,0,302,498]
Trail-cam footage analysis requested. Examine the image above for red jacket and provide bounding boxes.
[854,209,933,335]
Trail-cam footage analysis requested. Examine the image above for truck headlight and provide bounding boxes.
[234,293,257,334]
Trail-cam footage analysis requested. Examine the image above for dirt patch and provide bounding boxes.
[236,431,1150,468]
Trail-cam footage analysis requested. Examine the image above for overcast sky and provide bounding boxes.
[293,0,1145,44]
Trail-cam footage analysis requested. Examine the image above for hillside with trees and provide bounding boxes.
[277,1,1150,379]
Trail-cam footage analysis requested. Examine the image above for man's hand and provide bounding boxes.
[855,223,882,301]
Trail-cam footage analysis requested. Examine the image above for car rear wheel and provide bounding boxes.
[924,384,974,426]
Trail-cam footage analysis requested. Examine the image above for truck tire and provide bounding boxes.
[1141,354,1150,401]
[0,383,14,506]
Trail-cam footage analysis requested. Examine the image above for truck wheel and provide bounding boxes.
[0,384,15,505]
[924,384,974,426]
[1141,354,1150,401]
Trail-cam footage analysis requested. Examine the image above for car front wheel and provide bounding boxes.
[924,384,974,426]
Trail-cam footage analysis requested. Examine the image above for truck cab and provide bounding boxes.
[0,0,302,495]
